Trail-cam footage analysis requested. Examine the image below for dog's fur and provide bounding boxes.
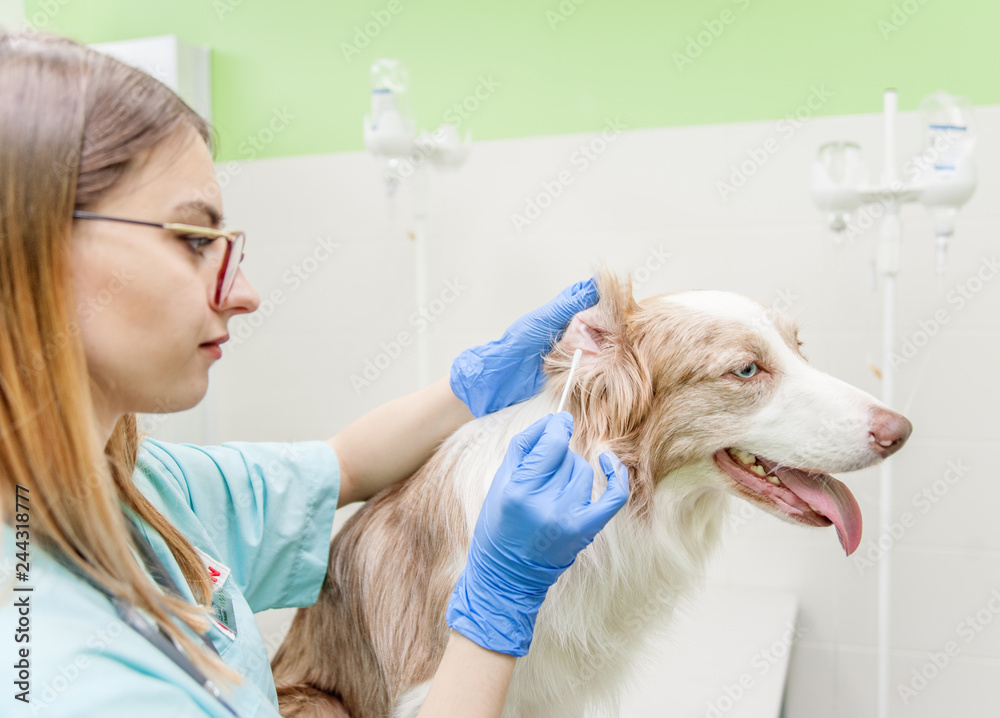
[271,271,911,717]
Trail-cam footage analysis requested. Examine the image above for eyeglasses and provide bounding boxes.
[72,210,246,307]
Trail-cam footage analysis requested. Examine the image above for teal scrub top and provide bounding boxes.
[1,437,341,717]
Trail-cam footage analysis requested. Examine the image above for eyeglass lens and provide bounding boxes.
[215,232,245,305]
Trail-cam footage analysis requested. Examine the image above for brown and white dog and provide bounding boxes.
[271,271,912,718]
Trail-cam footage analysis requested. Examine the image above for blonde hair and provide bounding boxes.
[0,30,236,683]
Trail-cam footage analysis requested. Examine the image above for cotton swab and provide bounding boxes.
[556,348,583,414]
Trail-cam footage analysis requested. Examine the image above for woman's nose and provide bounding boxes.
[217,268,260,314]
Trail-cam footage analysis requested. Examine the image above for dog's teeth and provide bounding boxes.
[808,503,820,513]
[732,449,757,466]
[767,475,782,485]
[749,464,766,477]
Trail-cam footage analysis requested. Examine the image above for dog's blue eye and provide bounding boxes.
[733,363,759,379]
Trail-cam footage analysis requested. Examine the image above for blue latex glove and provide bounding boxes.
[450,277,599,417]
[446,412,630,657]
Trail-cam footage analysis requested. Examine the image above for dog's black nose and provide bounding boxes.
[869,408,912,459]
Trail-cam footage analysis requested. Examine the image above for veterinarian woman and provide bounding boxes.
[0,31,629,718]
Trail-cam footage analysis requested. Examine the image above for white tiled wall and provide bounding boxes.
[152,102,1000,716]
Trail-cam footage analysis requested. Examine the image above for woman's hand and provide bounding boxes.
[450,278,599,417]
[418,413,628,718]
[446,412,629,656]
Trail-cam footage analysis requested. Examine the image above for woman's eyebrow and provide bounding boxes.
[172,199,224,227]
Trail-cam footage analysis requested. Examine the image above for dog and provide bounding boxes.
[271,270,912,717]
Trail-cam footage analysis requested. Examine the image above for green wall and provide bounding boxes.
[22,0,1000,161]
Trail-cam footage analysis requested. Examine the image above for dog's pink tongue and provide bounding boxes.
[775,467,863,556]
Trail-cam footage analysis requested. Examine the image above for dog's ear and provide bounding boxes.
[556,268,637,367]
[559,307,608,358]
[545,268,650,435]
[546,269,653,512]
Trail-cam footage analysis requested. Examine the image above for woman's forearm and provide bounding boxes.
[417,631,516,718]
[328,375,474,506]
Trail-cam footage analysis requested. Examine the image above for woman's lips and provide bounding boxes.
[200,333,229,360]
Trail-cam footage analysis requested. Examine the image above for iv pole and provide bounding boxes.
[364,60,470,390]
[876,88,900,718]
[812,88,976,718]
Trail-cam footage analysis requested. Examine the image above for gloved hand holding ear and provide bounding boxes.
[446,412,629,656]
[450,277,598,417]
